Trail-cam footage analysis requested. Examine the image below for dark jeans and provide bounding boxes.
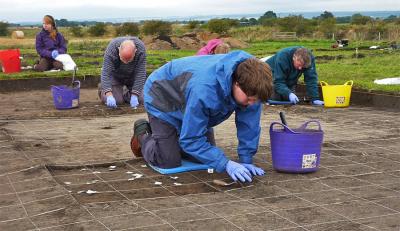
[34,57,63,72]
[98,82,131,105]
[140,114,216,169]
[98,79,143,105]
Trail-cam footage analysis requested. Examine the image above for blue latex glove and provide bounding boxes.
[226,160,252,182]
[312,100,324,106]
[289,93,299,104]
[240,163,265,176]
[51,50,59,59]
[106,95,117,108]
[130,94,139,108]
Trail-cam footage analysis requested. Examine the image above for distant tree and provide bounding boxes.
[70,26,84,37]
[239,17,248,23]
[262,11,277,19]
[142,20,172,36]
[384,15,399,23]
[239,17,250,26]
[0,21,9,36]
[55,19,79,27]
[248,18,258,26]
[187,20,200,30]
[207,18,239,34]
[115,22,139,36]
[238,17,259,26]
[336,16,351,24]
[88,22,107,36]
[315,11,337,38]
[351,13,372,25]
[259,11,278,26]
[80,21,99,27]
[277,15,313,36]
[318,17,337,38]
[319,11,334,20]
[56,19,68,27]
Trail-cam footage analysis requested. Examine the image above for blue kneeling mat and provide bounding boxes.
[149,159,210,174]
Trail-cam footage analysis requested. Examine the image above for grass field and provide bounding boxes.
[0,37,399,94]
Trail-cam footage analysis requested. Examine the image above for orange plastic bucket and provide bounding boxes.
[0,49,21,73]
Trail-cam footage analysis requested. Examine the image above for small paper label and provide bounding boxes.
[72,99,79,107]
[302,154,317,168]
[336,96,345,105]
[207,168,214,174]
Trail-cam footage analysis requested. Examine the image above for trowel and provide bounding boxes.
[279,111,288,125]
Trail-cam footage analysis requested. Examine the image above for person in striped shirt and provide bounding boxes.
[99,37,147,108]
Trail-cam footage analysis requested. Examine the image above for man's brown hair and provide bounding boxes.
[233,58,273,102]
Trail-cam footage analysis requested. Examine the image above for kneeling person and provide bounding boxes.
[264,46,324,105]
[99,37,147,108]
[131,51,273,183]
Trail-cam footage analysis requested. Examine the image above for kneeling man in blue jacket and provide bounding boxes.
[131,51,273,183]
[265,46,324,105]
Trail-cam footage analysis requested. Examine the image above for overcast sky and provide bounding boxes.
[1,0,399,22]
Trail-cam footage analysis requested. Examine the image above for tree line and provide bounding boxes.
[1,11,399,39]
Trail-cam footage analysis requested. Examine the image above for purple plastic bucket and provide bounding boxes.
[270,120,324,173]
[51,81,80,110]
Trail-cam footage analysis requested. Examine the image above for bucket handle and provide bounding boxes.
[320,81,328,87]
[50,80,80,90]
[270,122,296,134]
[321,80,353,87]
[344,80,353,86]
[73,80,80,89]
[298,120,323,131]
[270,120,322,134]
[50,85,62,91]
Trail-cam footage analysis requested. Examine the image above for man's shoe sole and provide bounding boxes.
[130,119,150,158]
[130,135,142,158]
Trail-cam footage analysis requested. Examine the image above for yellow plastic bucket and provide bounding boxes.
[320,80,353,107]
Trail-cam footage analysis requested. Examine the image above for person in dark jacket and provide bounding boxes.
[130,51,274,183]
[99,37,147,109]
[265,46,324,105]
[34,15,67,71]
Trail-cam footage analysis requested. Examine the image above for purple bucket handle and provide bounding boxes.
[72,80,80,89]
[270,122,295,133]
[50,80,80,90]
[51,85,62,91]
[298,120,322,131]
[270,120,322,134]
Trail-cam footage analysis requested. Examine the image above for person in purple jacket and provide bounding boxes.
[34,15,67,71]
[196,38,230,56]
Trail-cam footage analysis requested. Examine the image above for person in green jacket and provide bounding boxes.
[265,46,324,105]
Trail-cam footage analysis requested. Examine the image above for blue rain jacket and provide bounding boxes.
[266,46,320,100]
[144,51,262,172]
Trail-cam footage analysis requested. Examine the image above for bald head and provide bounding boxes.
[119,40,136,64]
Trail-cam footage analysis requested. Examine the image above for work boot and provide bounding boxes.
[130,119,151,158]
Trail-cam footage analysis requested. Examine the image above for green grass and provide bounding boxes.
[243,41,400,94]
[1,39,399,94]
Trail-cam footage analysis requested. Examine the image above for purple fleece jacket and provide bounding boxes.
[35,29,67,59]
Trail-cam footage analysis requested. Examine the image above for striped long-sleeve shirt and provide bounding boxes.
[100,37,147,96]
